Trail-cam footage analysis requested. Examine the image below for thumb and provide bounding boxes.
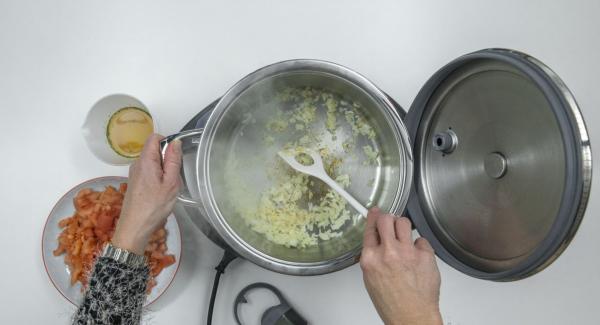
[163,139,182,183]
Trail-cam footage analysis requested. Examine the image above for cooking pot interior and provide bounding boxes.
[205,70,407,265]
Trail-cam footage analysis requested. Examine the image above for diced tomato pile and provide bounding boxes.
[53,183,176,293]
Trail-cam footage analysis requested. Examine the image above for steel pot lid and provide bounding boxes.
[405,48,592,281]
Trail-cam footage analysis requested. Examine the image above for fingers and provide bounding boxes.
[364,209,417,249]
[140,133,164,164]
[376,213,397,247]
[414,237,434,253]
[363,207,382,247]
[163,139,183,185]
[394,217,413,245]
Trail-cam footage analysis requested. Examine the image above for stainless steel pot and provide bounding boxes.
[169,49,592,280]
[163,60,414,275]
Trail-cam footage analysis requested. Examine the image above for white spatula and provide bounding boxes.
[278,149,368,217]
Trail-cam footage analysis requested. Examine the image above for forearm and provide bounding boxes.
[73,257,149,325]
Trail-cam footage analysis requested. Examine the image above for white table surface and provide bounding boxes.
[1,0,599,324]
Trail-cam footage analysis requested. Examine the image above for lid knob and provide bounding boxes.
[484,152,508,179]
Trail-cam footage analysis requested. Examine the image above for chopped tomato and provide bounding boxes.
[54,183,176,293]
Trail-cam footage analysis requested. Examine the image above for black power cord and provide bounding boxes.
[207,249,238,325]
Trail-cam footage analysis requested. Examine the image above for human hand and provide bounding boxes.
[360,208,442,325]
[112,134,182,255]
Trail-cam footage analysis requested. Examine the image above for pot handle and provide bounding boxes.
[160,129,204,207]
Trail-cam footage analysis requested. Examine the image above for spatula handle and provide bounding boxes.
[322,177,368,218]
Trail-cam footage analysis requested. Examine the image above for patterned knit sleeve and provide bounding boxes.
[73,257,149,325]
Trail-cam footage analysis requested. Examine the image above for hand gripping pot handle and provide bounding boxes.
[160,129,204,207]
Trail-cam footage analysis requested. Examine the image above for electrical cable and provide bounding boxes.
[207,249,237,325]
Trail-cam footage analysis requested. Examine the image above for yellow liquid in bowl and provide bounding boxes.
[107,107,154,158]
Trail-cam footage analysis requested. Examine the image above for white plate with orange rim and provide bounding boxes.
[41,176,182,306]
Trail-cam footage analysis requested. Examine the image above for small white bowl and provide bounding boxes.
[82,94,155,165]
